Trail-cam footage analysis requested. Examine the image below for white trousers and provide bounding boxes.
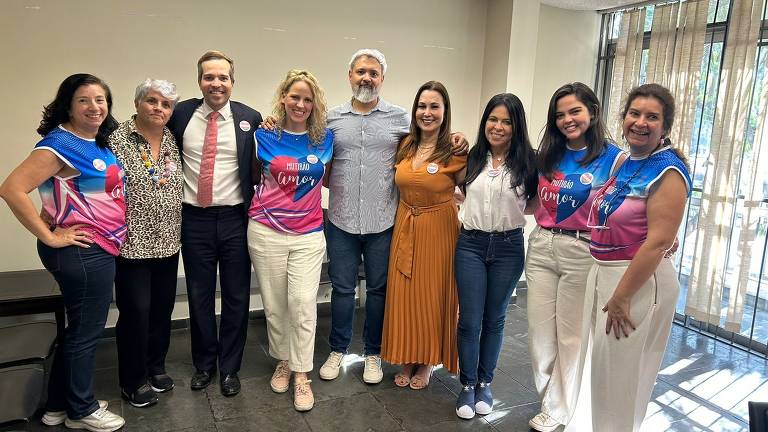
[581,258,679,432]
[525,226,593,425]
[247,220,325,373]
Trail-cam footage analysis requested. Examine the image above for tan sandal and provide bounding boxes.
[394,364,416,387]
[409,365,433,390]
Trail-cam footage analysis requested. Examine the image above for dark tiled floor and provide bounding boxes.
[2,289,766,431]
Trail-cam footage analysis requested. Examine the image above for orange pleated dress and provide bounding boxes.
[381,153,467,373]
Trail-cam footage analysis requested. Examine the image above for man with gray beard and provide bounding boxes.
[319,49,467,384]
[318,49,408,385]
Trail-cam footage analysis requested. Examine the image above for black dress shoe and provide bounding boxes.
[220,373,241,397]
[190,369,215,390]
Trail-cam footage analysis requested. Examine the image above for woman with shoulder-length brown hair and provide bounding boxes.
[0,73,126,431]
[381,80,467,390]
[582,83,691,432]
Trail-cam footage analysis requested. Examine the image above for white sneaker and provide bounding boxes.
[528,411,561,432]
[362,355,383,384]
[319,351,344,380]
[64,406,125,432]
[41,400,108,426]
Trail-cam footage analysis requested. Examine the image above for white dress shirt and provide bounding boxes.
[459,153,527,232]
[181,101,243,206]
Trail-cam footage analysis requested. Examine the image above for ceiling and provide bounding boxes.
[540,0,640,11]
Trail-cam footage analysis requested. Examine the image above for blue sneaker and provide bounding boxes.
[456,385,475,419]
[475,382,493,415]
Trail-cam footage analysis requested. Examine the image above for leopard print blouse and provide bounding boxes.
[109,117,182,259]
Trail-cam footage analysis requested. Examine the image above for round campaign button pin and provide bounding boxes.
[427,163,439,174]
[580,172,594,185]
[92,158,106,171]
[239,121,251,132]
[307,154,319,164]
[487,169,501,177]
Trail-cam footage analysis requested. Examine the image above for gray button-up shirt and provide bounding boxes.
[327,99,410,234]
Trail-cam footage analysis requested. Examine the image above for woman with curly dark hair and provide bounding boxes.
[0,74,125,432]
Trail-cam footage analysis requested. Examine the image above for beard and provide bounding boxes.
[352,84,379,104]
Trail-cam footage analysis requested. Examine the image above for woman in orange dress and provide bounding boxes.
[381,81,467,389]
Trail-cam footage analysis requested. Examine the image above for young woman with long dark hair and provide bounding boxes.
[526,83,624,431]
[453,93,537,419]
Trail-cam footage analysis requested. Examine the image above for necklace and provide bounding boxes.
[417,145,435,158]
[140,144,174,188]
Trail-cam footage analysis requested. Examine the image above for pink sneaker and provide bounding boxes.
[270,360,291,393]
[293,376,314,411]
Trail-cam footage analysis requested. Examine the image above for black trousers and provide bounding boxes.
[181,204,251,375]
[115,253,180,391]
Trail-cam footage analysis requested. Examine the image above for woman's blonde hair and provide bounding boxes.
[271,69,327,144]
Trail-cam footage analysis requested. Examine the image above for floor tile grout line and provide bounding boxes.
[655,374,749,427]
[367,389,408,430]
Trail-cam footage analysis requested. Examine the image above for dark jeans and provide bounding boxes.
[115,253,180,391]
[182,204,251,374]
[454,228,524,385]
[326,221,392,355]
[38,241,115,420]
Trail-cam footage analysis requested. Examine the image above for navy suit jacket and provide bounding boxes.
[168,98,262,209]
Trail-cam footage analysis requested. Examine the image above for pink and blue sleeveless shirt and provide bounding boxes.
[589,146,691,261]
[35,126,127,255]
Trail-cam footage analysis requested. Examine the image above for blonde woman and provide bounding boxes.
[247,70,333,411]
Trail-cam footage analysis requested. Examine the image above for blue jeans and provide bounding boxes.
[454,228,524,385]
[326,221,392,355]
[38,241,115,419]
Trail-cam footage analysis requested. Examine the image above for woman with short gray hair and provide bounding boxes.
[108,78,183,408]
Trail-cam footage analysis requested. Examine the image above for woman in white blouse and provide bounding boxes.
[453,93,538,419]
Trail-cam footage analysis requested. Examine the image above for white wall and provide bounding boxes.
[530,5,601,146]
[506,0,542,116]
[480,0,513,109]
[514,3,601,241]
[0,1,601,274]
[0,0,487,272]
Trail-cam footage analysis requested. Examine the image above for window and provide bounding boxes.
[596,0,768,354]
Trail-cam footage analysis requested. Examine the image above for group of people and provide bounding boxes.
[0,46,690,432]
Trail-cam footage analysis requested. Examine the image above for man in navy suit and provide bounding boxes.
[167,50,262,397]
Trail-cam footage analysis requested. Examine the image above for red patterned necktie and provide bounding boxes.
[197,111,220,207]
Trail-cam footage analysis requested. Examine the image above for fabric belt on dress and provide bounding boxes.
[541,226,591,243]
[395,199,455,278]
